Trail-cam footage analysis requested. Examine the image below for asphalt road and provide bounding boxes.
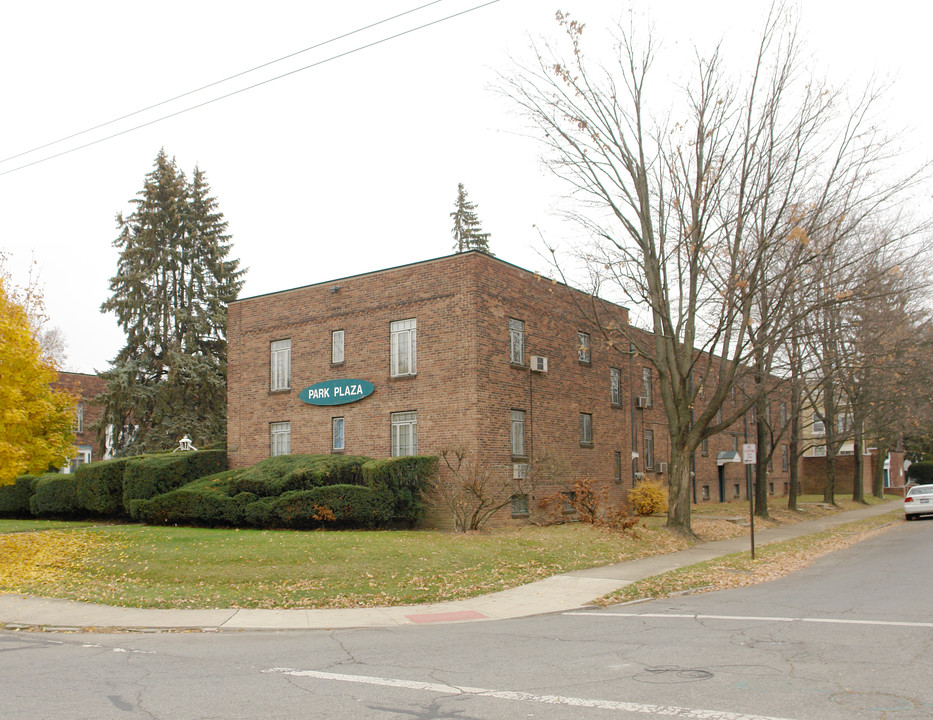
[1,517,929,720]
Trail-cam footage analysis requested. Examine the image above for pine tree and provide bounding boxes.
[450,183,492,254]
[99,149,245,455]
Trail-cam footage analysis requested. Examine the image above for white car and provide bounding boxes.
[904,484,933,520]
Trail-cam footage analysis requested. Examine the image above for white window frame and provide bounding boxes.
[644,429,655,469]
[74,402,85,434]
[270,339,291,391]
[332,417,345,451]
[390,319,417,377]
[391,411,418,457]
[610,367,622,405]
[782,444,789,472]
[642,367,652,406]
[509,318,524,365]
[270,421,291,457]
[510,409,526,457]
[580,412,593,446]
[812,418,826,436]
[577,331,591,363]
[332,330,345,364]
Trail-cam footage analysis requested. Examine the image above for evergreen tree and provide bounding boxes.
[99,149,245,455]
[450,183,492,254]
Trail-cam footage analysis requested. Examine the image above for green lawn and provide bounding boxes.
[0,520,683,610]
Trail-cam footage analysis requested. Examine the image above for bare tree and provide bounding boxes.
[502,6,926,535]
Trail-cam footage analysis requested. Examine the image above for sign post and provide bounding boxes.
[742,443,757,559]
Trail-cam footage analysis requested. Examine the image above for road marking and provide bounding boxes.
[563,612,933,628]
[262,667,798,720]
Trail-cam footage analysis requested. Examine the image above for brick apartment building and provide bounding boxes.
[52,371,107,471]
[226,251,790,525]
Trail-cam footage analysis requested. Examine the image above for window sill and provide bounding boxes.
[389,373,417,381]
[580,442,594,449]
[331,449,345,455]
[331,361,345,368]
[269,388,291,395]
[511,455,529,463]
[510,513,530,519]
[610,401,623,408]
[510,362,527,370]
[578,360,592,367]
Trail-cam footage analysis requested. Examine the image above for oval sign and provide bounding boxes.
[299,379,374,406]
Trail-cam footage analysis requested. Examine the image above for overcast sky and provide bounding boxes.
[1,0,929,374]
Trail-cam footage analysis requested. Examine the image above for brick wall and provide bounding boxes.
[52,372,106,462]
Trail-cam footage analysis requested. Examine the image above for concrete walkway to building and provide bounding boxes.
[0,501,901,633]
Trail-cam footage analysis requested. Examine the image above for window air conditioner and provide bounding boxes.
[658,462,668,474]
[530,356,548,372]
[635,396,648,408]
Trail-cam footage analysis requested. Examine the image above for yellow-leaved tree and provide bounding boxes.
[0,272,76,484]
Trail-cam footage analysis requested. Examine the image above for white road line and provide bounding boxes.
[262,667,798,720]
[563,611,933,628]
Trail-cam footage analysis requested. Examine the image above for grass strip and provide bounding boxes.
[596,510,901,606]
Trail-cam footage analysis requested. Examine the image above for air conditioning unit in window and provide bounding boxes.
[530,356,548,372]
[635,396,649,408]
[658,462,668,474]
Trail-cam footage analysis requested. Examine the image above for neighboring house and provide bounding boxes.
[226,252,792,526]
[52,371,106,472]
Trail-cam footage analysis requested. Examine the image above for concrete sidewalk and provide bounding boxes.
[0,501,901,633]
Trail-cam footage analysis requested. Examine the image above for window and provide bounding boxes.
[701,437,709,457]
[270,339,291,391]
[812,418,826,436]
[642,367,652,406]
[702,485,710,500]
[610,367,622,406]
[733,483,741,499]
[714,408,722,425]
[580,413,593,446]
[332,417,345,451]
[732,433,739,452]
[510,410,526,457]
[614,451,622,483]
[390,319,417,376]
[782,444,789,471]
[510,494,529,517]
[68,446,92,473]
[270,421,291,457]
[391,411,418,456]
[812,444,826,457]
[644,429,655,469]
[577,332,591,363]
[780,402,787,428]
[332,330,344,364]
[513,463,529,479]
[74,402,85,434]
[509,318,524,365]
[838,413,853,434]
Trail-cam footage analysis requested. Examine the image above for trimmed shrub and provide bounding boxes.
[907,461,933,484]
[362,455,437,527]
[75,458,130,517]
[30,473,80,517]
[628,479,669,516]
[228,454,368,497]
[251,485,394,529]
[132,474,256,526]
[0,475,38,517]
[123,450,227,517]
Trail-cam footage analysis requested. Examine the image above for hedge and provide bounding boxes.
[362,455,437,527]
[228,454,369,497]
[131,474,256,527]
[123,450,227,518]
[30,473,80,517]
[907,461,933,484]
[0,475,38,517]
[245,485,394,529]
[75,457,131,517]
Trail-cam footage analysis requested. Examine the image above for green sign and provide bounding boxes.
[299,379,374,406]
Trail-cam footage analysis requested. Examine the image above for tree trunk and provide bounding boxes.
[666,452,695,538]
[872,444,885,499]
[852,422,866,504]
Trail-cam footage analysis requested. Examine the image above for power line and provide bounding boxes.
[0,0,450,167]
[0,0,500,177]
